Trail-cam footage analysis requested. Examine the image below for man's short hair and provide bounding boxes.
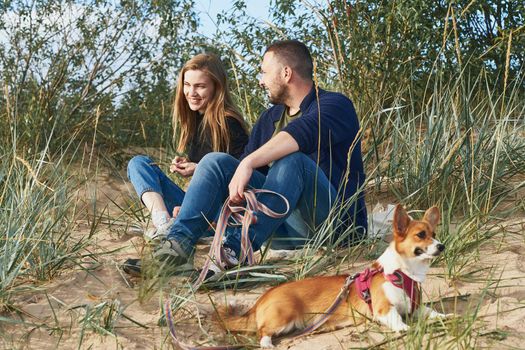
[265,40,313,80]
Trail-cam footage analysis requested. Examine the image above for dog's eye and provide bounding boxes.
[416,231,426,239]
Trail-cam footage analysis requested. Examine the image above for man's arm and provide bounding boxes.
[228,131,299,202]
[282,93,359,155]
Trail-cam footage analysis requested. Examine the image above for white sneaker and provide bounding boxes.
[144,218,175,242]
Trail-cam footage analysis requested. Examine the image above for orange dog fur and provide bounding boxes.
[216,205,448,348]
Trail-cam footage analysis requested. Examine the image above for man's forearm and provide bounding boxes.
[242,131,300,169]
[228,131,300,202]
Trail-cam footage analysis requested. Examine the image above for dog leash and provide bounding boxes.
[164,300,244,350]
[164,275,358,350]
[192,188,290,289]
[293,268,420,338]
[165,189,289,349]
[292,273,359,338]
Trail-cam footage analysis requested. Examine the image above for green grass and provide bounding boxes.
[0,1,524,348]
[156,64,524,348]
[0,141,96,308]
[1,79,523,350]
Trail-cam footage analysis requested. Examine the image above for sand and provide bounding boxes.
[1,168,524,350]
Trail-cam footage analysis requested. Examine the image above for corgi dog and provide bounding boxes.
[216,205,447,348]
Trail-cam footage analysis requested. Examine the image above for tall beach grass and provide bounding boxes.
[0,0,523,348]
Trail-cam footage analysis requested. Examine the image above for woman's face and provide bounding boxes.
[183,69,215,114]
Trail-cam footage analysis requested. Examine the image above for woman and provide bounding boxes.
[127,53,248,240]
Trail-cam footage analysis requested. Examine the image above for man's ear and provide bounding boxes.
[393,204,410,238]
[423,206,440,230]
[282,66,292,82]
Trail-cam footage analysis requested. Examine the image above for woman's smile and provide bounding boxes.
[183,69,215,114]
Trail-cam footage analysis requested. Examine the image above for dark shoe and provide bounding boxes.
[153,239,194,274]
[197,247,266,289]
[121,258,142,276]
[121,256,194,277]
[204,246,240,282]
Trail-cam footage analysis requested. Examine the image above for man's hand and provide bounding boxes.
[227,132,299,203]
[170,156,196,177]
[228,159,254,203]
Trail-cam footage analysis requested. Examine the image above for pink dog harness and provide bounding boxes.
[354,267,420,315]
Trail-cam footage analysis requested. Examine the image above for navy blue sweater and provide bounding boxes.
[241,86,368,236]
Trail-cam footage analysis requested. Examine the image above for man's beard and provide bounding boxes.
[268,82,289,105]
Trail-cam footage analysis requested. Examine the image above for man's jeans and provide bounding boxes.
[163,152,336,256]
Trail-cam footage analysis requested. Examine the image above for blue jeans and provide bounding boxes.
[165,152,336,255]
[127,155,186,216]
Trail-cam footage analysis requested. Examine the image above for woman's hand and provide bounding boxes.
[171,159,197,177]
[169,156,188,173]
[172,206,181,219]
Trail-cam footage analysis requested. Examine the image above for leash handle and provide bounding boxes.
[193,189,289,290]
[165,189,289,349]
[165,300,197,350]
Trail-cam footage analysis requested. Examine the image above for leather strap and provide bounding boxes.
[164,190,290,349]
[193,189,289,289]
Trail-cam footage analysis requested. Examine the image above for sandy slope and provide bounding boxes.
[2,170,524,349]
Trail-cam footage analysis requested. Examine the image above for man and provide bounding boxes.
[153,40,367,274]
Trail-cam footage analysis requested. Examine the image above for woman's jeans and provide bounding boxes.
[127,155,186,215]
[133,152,336,256]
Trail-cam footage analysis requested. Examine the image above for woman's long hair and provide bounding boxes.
[173,53,245,154]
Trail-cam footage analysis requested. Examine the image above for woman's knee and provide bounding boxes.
[127,155,153,179]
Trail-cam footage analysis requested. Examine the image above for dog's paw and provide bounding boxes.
[391,323,409,332]
[389,316,409,332]
[260,336,275,348]
[428,310,453,319]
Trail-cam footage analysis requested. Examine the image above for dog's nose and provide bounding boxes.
[437,244,445,252]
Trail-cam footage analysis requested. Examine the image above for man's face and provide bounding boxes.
[259,52,289,105]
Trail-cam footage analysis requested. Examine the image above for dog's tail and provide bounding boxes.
[214,302,257,333]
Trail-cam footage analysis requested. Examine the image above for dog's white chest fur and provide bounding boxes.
[382,281,412,315]
[376,243,430,316]
[377,244,429,283]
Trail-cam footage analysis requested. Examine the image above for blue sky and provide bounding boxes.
[195,0,271,37]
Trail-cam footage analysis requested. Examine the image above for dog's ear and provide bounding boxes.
[423,206,440,229]
[393,204,410,237]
